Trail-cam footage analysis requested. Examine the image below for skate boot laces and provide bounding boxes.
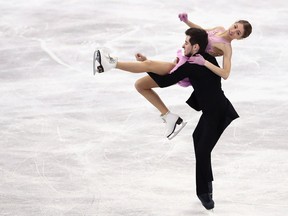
[106,53,117,64]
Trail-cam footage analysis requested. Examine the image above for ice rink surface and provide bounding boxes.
[1,0,288,215]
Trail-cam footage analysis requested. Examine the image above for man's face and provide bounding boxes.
[182,35,197,57]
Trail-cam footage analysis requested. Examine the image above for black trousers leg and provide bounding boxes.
[193,114,223,195]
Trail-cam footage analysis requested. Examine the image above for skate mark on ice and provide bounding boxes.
[38,39,84,73]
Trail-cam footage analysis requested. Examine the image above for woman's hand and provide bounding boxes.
[135,53,147,61]
[178,13,188,22]
[188,54,205,66]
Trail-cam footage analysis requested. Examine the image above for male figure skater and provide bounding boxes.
[147,28,239,210]
[95,28,239,210]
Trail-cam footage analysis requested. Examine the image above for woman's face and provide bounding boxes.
[228,22,245,40]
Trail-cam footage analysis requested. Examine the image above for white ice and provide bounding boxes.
[0,0,288,215]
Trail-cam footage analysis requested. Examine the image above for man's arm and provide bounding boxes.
[148,53,219,88]
[148,63,195,88]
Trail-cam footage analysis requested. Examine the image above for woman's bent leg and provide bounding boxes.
[117,60,175,75]
[134,75,169,114]
[135,75,187,139]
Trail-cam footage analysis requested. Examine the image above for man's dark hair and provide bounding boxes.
[185,28,208,54]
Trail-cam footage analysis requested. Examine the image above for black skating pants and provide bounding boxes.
[193,112,225,195]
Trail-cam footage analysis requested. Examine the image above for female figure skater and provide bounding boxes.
[94,13,252,139]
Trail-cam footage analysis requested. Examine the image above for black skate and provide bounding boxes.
[198,193,214,210]
[93,50,104,75]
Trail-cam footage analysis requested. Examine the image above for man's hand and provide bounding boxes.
[188,54,206,66]
[135,53,147,62]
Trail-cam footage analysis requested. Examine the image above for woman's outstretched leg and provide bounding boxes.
[116,60,175,75]
[135,75,187,140]
[94,49,175,75]
[94,49,186,139]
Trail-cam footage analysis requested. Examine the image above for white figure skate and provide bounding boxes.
[161,111,187,140]
[93,49,118,75]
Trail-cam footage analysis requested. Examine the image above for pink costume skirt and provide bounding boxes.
[169,50,191,87]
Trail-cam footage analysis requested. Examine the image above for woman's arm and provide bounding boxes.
[179,14,224,33]
[204,56,231,80]
[184,20,203,29]
[189,44,232,80]
[205,44,232,80]
[178,13,203,29]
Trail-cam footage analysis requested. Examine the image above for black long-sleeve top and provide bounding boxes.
[148,53,239,128]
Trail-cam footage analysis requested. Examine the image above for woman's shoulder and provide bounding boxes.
[206,26,225,32]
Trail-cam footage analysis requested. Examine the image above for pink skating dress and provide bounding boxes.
[170,28,230,87]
